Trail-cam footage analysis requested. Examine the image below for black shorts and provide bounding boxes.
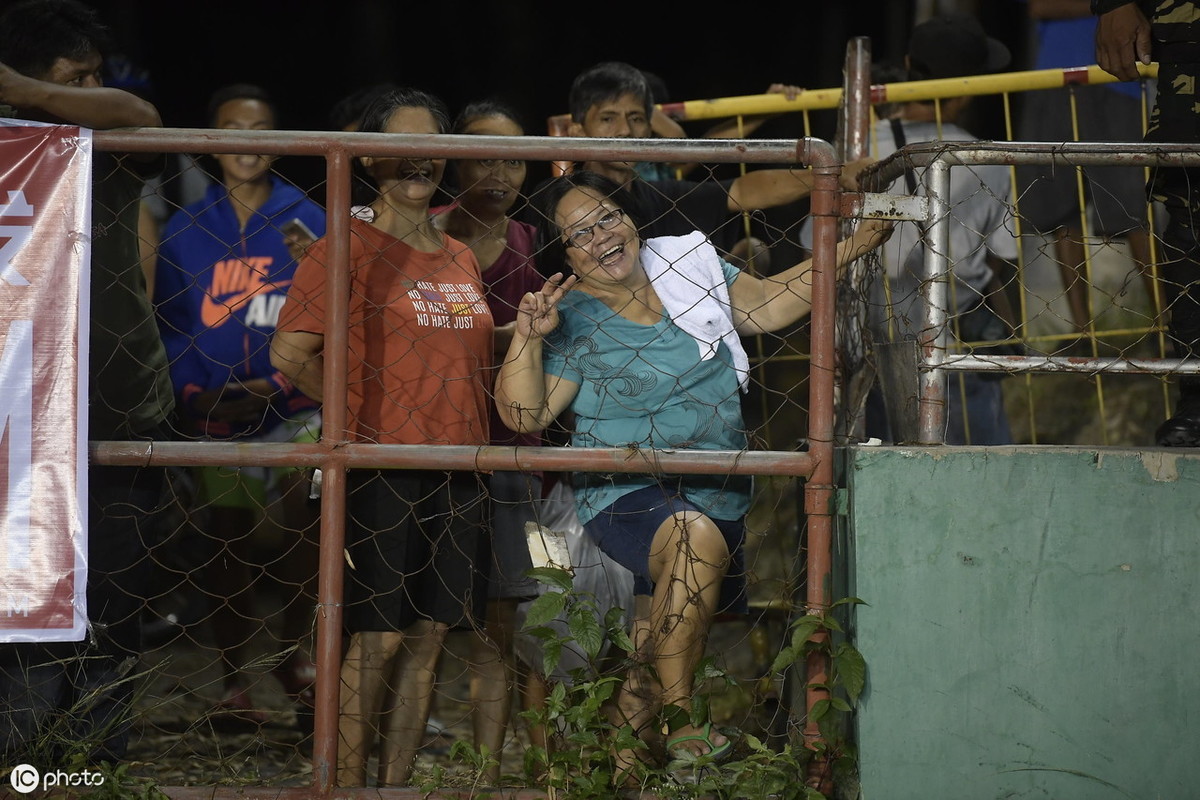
[486,471,541,600]
[343,469,489,633]
[1015,84,1151,235]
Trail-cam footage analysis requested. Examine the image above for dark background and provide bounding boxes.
[83,0,1035,244]
[88,1,1032,140]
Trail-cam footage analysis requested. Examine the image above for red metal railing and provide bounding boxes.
[90,127,846,797]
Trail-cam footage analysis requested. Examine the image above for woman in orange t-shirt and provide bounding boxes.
[272,87,494,788]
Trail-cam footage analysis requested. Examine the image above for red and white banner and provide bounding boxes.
[0,121,91,642]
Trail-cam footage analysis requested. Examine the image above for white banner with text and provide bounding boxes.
[0,121,91,642]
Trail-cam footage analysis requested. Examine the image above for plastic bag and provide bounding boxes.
[513,480,636,684]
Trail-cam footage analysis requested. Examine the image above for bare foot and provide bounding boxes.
[611,739,652,788]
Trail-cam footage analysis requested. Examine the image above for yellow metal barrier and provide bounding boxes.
[547,63,1158,127]
[547,61,1170,447]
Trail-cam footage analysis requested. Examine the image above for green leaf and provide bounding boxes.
[742,732,766,753]
[835,644,867,704]
[522,746,547,780]
[523,624,557,643]
[541,637,563,677]
[770,644,799,674]
[695,658,728,682]
[568,603,605,658]
[818,706,841,742]
[789,618,821,650]
[589,677,617,704]
[448,739,482,768]
[604,604,626,629]
[691,695,709,726]
[526,566,575,592]
[523,590,566,629]
[566,729,602,748]
[809,697,831,722]
[608,625,635,655]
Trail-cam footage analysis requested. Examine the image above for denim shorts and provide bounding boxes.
[583,484,747,615]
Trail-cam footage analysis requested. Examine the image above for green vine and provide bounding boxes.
[447,567,869,800]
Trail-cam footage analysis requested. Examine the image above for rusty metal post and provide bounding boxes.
[799,137,840,769]
[835,36,874,443]
[839,37,872,163]
[917,157,951,445]
[310,147,353,793]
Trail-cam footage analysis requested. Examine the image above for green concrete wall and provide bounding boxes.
[845,446,1200,800]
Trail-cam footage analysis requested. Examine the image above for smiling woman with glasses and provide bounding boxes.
[495,169,892,786]
[565,207,625,248]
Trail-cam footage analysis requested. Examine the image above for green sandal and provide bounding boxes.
[666,720,735,763]
[661,704,735,764]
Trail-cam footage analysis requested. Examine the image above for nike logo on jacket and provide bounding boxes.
[200,256,291,328]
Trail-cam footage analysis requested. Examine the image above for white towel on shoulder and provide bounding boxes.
[641,231,750,392]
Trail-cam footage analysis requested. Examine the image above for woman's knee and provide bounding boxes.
[344,631,405,671]
[649,512,730,574]
[405,619,450,654]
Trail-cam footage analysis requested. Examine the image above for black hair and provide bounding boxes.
[568,61,653,123]
[329,81,400,131]
[358,86,450,135]
[352,87,452,205]
[453,99,526,135]
[0,0,112,79]
[206,83,277,127]
[640,70,670,105]
[445,99,528,197]
[532,171,644,277]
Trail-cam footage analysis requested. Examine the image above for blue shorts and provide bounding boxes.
[583,484,747,615]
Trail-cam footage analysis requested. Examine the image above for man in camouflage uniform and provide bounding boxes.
[1095,0,1200,445]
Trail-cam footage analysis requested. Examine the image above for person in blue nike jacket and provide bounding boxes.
[153,82,327,731]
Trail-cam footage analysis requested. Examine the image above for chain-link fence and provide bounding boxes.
[0,123,851,797]
[832,57,1197,449]
[4,52,1198,799]
[853,139,1200,447]
[670,54,1177,447]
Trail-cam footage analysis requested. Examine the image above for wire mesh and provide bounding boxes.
[0,128,841,795]
[5,57,1197,798]
[833,62,1184,448]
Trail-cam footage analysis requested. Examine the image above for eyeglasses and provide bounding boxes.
[564,208,625,248]
[478,158,524,169]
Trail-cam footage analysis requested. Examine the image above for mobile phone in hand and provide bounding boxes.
[281,217,318,241]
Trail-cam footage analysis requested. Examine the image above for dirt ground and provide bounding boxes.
[124,568,798,791]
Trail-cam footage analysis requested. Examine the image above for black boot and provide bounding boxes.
[1155,217,1200,446]
[1155,392,1200,446]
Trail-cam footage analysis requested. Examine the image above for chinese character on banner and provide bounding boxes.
[0,121,91,642]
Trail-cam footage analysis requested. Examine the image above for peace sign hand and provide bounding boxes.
[516,272,578,340]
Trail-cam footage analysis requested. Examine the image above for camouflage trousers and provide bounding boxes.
[1145,43,1200,384]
